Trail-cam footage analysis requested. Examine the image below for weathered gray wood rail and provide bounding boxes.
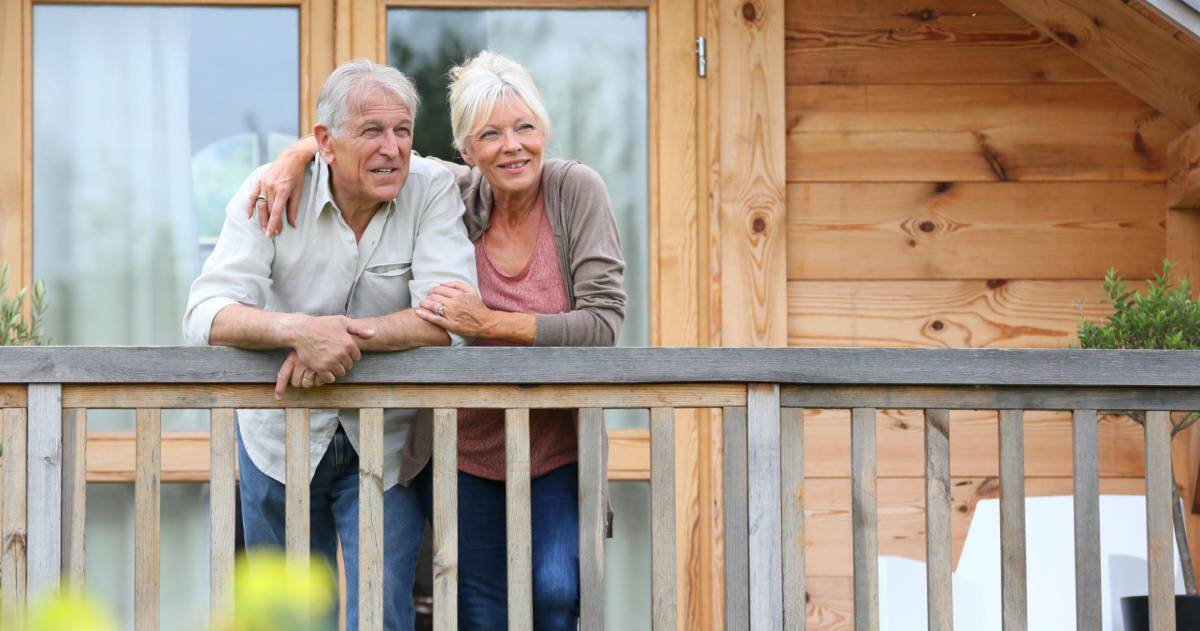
[0,346,1197,631]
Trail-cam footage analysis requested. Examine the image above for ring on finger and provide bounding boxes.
[435,304,446,317]
[255,195,267,204]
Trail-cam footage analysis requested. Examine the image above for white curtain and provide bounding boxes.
[34,6,197,346]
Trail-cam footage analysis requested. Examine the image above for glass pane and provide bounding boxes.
[386,8,649,351]
[33,6,299,629]
[388,10,651,628]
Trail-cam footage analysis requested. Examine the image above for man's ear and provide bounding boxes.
[314,125,335,163]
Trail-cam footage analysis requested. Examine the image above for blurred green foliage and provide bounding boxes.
[0,263,49,346]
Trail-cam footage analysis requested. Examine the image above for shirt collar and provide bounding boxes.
[311,154,396,221]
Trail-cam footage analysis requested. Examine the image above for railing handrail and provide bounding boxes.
[5,346,1200,386]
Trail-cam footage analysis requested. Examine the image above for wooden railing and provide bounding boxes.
[1,347,1199,630]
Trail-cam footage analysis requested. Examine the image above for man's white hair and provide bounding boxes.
[317,59,420,136]
[448,51,552,155]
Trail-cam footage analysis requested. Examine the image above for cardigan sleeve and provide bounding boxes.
[533,163,627,347]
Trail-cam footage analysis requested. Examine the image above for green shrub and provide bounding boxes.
[0,263,49,346]
[1078,260,1200,351]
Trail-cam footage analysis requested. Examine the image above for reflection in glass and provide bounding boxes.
[389,10,651,628]
[33,6,298,629]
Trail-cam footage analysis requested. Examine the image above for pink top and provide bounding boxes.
[457,209,577,480]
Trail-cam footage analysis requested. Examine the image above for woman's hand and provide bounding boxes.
[416,281,496,338]
[245,136,319,236]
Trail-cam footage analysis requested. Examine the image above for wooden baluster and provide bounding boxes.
[2,407,27,627]
[924,409,952,631]
[651,406,677,631]
[432,408,458,631]
[286,409,311,569]
[61,408,87,592]
[358,409,384,631]
[999,409,1027,631]
[723,406,749,631]
[748,385,782,631]
[781,407,806,631]
[852,407,879,631]
[210,409,236,626]
[1072,410,1101,631]
[1145,410,1175,630]
[506,408,533,631]
[577,407,605,631]
[135,408,161,631]
[27,384,62,596]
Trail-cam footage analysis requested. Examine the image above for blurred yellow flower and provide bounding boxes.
[23,591,118,631]
[217,551,336,631]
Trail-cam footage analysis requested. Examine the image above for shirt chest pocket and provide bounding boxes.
[352,261,413,316]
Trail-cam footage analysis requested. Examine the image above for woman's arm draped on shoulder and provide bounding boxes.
[534,164,626,347]
[247,135,319,235]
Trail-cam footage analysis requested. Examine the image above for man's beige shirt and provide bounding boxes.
[183,155,477,490]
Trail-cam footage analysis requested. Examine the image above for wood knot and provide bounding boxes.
[986,279,1008,289]
[752,216,767,233]
[742,1,758,22]
[919,8,938,21]
[1053,30,1079,47]
[919,221,936,233]
[930,320,945,331]
[907,239,917,247]
[934,181,953,194]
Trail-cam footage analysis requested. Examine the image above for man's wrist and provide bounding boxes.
[273,312,309,347]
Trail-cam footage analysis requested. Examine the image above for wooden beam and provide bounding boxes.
[718,0,788,347]
[1170,123,1200,209]
[996,0,1200,127]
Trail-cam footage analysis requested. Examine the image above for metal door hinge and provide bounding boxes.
[696,36,707,77]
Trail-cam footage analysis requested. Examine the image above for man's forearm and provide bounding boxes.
[209,303,303,349]
[355,309,450,351]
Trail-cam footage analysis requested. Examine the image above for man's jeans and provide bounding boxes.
[238,423,426,631]
[419,463,580,630]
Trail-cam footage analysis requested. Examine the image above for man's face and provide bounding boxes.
[320,89,413,212]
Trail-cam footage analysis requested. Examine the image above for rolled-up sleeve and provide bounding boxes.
[182,166,275,345]
[407,167,479,347]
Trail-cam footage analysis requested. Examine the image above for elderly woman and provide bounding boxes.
[252,51,625,629]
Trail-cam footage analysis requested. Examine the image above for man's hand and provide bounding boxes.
[244,138,316,236]
[274,315,375,398]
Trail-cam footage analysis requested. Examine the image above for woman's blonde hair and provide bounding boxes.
[448,51,552,155]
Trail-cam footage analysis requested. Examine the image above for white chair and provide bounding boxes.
[877,495,1184,631]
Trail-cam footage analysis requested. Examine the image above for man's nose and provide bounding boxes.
[379,130,401,157]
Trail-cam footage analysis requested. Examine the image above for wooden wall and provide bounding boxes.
[784,0,1186,626]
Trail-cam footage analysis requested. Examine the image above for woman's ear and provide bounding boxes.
[458,143,475,166]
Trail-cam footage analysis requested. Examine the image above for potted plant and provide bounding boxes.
[1077,261,1200,629]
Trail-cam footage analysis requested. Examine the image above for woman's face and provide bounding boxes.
[462,98,545,199]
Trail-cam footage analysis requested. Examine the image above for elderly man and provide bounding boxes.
[183,59,476,630]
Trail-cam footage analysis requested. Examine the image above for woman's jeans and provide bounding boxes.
[237,423,427,631]
[420,463,581,630]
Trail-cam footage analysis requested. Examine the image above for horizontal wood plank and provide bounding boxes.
[1169,123,1200,210]
[786,83,1180,182]
[801,408,1145,478]
[803,476,1143,576]
[62,383,746,409]
[785,0,1105,84]
[0,386,24,407]
[782,384,1200,411]
[1,347,1198,387]
[788,279,1118,348]
[786,182,1165,280]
